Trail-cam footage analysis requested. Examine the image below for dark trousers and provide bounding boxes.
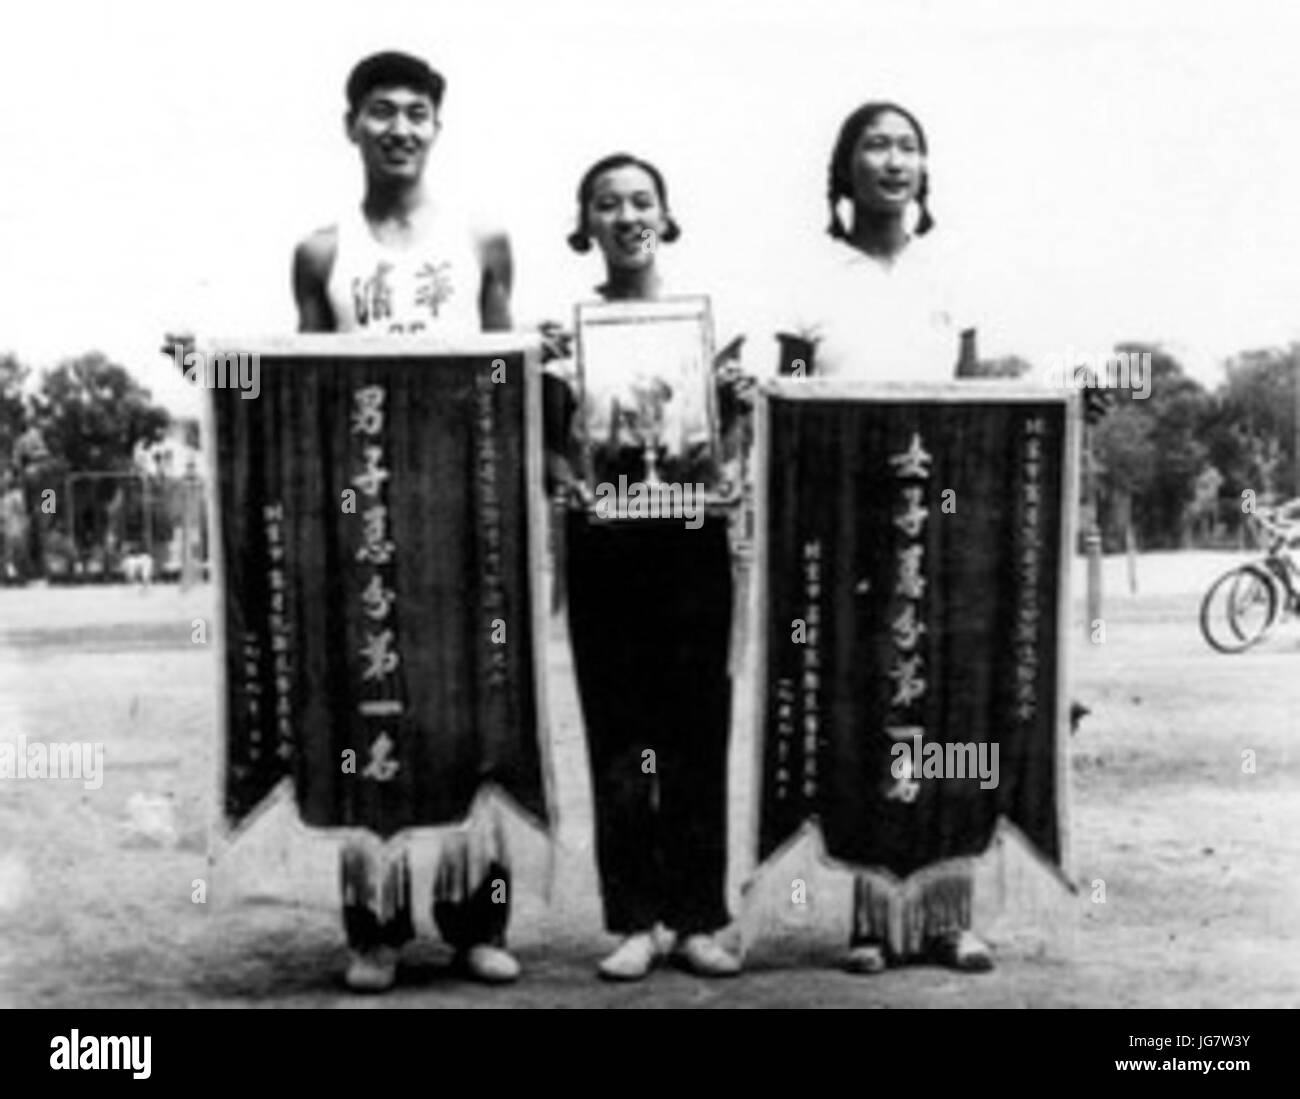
[565,511,733,936]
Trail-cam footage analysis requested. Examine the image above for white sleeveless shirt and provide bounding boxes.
[326,202,483,335]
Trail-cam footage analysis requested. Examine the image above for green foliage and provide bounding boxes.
[29,352,171,477]
[1,351,173,566]
[1092,403,1155,497]
[0,354,28,473]
[1213,346,1297,501]
[1089,341,1297,549]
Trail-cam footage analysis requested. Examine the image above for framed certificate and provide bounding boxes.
[573,295,735,516]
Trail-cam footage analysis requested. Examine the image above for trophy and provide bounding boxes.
[626,376,673,487]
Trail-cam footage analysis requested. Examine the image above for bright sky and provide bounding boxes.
[3,0,1299,415]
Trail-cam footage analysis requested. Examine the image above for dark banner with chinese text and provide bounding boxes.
[758,387,1072,878]
[211,348,547,838]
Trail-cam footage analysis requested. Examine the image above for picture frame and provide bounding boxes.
[573,295,736,518]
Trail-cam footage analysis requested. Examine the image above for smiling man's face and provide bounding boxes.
[348,85,440,183]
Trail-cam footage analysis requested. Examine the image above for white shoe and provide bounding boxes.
[345,946,398,992]
[844,943,887,975]
[674,933,742,977]
[598,932,660,981]
[460,943,521,984]
[928,930,995,972]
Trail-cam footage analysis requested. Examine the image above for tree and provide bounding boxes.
[28,353,171,554]
[30,352,171,476]
[1087,343,1214,549]
[1214,345,1297,501]
[1131,345,1212,547]
[1091,402,1156,551]
[0,353,27,474]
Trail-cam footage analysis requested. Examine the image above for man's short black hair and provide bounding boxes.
[346,51,445,113]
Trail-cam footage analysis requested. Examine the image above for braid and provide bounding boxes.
[915,170,935,236]
[827,194,850,241]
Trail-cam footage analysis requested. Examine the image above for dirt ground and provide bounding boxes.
[1,550,1297,1008]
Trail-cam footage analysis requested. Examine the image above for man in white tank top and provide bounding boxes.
[292,51,517,993]
[293,55,511,336]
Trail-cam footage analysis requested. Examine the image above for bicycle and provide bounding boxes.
[1200,509,1300,653]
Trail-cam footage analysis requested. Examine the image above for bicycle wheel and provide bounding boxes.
[1200,564,1278,653]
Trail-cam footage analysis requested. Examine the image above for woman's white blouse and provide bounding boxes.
[782,234,971,383]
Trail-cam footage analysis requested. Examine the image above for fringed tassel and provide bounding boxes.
[726,482,755,679]
[340,840,414,949]
[550,493,568,615]
[432,808,512,949]
[852,866,975,958]
[851,873,893,947]
[728,548,750,678]
[900,871,972,957]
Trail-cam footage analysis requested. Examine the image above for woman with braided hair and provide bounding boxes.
[779,100,977,385]
[776,100,994,974]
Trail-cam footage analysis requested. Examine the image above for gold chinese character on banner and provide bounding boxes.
[888,655,926,708]
[360,574,396,621]
[360,629,400,681]
[886,724,924,741]
[891,603,927,651]
[356,505,396,565]
[351,386,385,436]
[362,732,400,782]
[895,544,927,599]
[885,751,920,803]
[888,432,933,479]
[893,485,928,537]
[352,445,390,498]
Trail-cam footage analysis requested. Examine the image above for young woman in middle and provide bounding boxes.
[545,153,749,981]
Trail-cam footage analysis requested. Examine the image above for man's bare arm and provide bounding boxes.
[292,227,339,333]
[477,230,513,333]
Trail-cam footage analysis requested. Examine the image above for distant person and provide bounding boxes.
[0,467,30,583]
[120,542,154,589]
